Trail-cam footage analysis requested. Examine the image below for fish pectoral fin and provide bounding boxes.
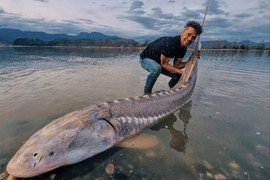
[117,133,159,149]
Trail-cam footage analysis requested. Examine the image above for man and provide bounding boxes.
[139,21,203,94]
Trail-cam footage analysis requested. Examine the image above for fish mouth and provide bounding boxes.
[6,158,61,178]
[7,163,39,178]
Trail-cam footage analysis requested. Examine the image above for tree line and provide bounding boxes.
[13,38,140,47]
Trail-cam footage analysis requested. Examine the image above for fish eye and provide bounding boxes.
[48,151,55,156]
[33,153,38,157]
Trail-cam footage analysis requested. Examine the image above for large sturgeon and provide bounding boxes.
[6,6,208,176]
[6,53,198,177]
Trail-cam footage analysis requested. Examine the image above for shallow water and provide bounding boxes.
[0,47,269,179]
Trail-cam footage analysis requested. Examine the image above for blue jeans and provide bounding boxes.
[139,58,181,94]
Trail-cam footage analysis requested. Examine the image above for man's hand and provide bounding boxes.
[161,54,183,74]
[193,50,200,59]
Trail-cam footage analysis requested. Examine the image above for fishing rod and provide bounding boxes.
[195,6,208,51]
[182,7,208,83]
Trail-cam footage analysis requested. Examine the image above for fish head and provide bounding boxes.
[7,105,117,178]
[6,132,67,177]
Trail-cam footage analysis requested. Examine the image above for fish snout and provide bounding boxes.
[6,150,46,178]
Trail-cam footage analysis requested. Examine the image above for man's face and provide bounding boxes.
[180,27,198,47]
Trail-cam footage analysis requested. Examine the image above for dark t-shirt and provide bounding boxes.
[140,35,187,64]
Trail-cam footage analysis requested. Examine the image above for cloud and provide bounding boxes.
[77,18,96,25]
[122,4,208,37]
[0,0,269,42]
[151,7,179,20]
[33,0,49,3]
[181,7,202,20]
[234,13,252,18]
[0,7,5,13]
[128,0,145,14]
[250,0,270,12]
[207,17,231,29]
[0,11,86,35]
[203,0,228,15]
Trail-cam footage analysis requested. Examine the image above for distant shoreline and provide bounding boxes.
[0,45,269,51]
[0,44,143,49]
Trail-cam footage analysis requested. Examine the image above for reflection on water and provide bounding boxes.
[201,50,269,73]
[151,101,192,153]
[0,47,141,74]
[170,102,191,152]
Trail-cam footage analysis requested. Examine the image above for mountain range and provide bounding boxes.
[0,28,269,48]
[0,28,128,44]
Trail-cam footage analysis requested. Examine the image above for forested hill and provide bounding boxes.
[0,28,139,47]
[1,28,269,49]
[13,38,139,47]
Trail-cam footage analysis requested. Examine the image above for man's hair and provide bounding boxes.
[185,21,203,35]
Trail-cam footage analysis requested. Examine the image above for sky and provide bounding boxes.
[0,0,269,43]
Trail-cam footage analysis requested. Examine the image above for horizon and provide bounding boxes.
[0,0,269,43]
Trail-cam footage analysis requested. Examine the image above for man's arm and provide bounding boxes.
[173,57,186,69]
[173,50,200,69]
[160,54,183,74]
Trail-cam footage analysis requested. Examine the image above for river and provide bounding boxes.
[0,47,269,179]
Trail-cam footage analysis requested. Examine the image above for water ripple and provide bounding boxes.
[0,67,36,82]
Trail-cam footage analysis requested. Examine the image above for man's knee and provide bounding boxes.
[150,66,162,77]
